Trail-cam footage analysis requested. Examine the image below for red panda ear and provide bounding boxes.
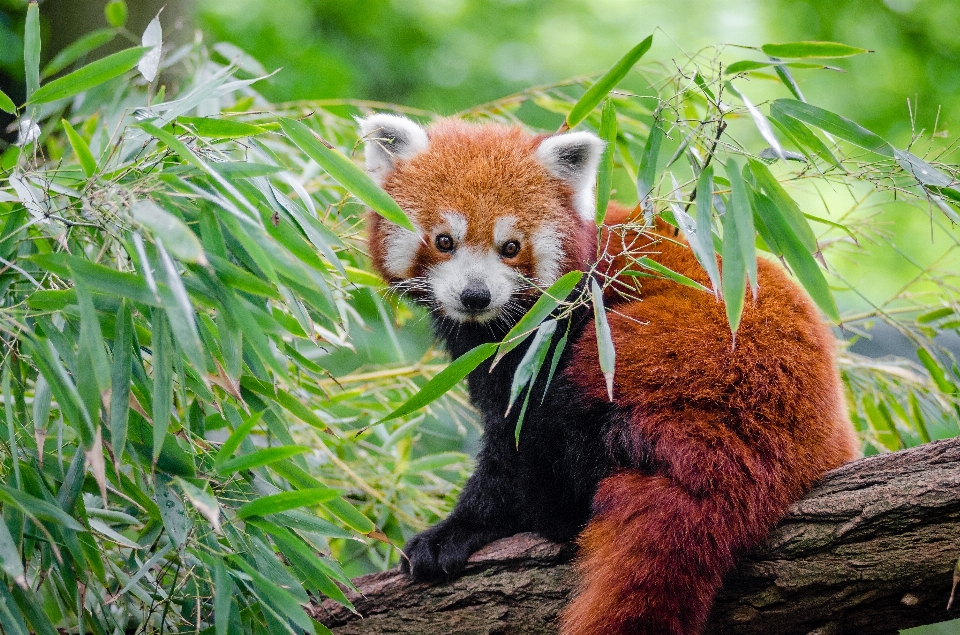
[534,131,605,222]
[357,114,429,185]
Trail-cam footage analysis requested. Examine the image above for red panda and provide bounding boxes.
[358,113,859,635]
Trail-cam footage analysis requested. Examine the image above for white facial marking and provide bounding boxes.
[534,131,605,222]
[357,113,429,185]
[383,223,423,279]
[531,224,562,286]
[429,247,520,323]
[441,211,468,242]
[493,216,518,246]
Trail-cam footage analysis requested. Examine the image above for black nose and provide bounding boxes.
[460,282,491,312]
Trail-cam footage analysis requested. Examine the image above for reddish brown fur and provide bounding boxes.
[367,120,594,286]
[561,204,858,635]
[366,121,858,635]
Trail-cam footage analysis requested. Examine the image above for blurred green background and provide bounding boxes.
[2,0,959,145]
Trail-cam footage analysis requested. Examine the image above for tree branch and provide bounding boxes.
[313,437,960,634]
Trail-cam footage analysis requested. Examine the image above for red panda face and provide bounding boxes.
[359,115,602,324]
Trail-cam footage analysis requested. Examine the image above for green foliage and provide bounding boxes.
[0,5,958,635]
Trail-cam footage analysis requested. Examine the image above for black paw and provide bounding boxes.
[400,519,492,582]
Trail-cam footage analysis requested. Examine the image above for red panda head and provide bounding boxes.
[359,114,603,324]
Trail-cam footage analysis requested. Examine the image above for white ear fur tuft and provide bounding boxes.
[357,114,429,185]
[535,131,605,222]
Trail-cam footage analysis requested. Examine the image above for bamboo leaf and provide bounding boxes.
[0,89,15,115]
[151,311,173,464]
[694,165,720,297]
[768,105,843,169]
[110,302,133,461]
[24,2,40,102]
[748,159,819,254]
[591,280,616,401]
[495,270,583,362]
[566,34,653,129]
[727,84,785,161]
[507,319,558,417]
[61,119,97,178]
[595,99,617,224]
[213,410,262,468]
[177,116,266,139]
[0,514,26,588]
[237,488,338,520]
[772,99,893,156]
[214,560,232,635]
[749,183,840,321]
[637,118,664,217]
[379,342,498,423]
[215,446,312,475]
[761,41,871,59]
[29,47,150,104]
[726,159,757,296]
[634,257,710,293]
[131,200,206,265]
[279,117,415,232]
[320,496,376,534]
[154,476,189,547]
[175,478,221,532]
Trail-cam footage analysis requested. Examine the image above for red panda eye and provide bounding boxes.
[501,240,520,258]
[435,234,455,252]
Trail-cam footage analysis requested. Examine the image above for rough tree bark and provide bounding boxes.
[312,437,960,635]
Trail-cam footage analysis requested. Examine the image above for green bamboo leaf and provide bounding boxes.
[0,515,26,587]
[42,29,116,79]
[154,476,189,547]
[215,445,312,475]
[540,327,570,405]
[748,159,819,254]
[230,557,316,634]
[595,99,617,224]
[156,240,207,378]
[131,200,206,264]
[110,302,132,461]
[495,270,583,362]
[104,0,128,28]
[721,179,747,337]
[214,559,232,635]
[177,116,266,138]
[0,485,85,531]
[761,41,870,59]
[917,307,954,324]
[279,117,415,232]
[725,60,840,74]
[749,183,840,321]
[772,99,893,156]
[566,34,653,129]
[320,496,376,534]
[379,342,499,423]
[672,187,721,294]
[727,159,757,296]
[405,452,468,473]
[61,119,97,178]
[694,165,720,297]
[917,348,958,394]
[507,319,558,417]
[213,410,263,468]
[637,118,664,214]
[2,367,19,490]
[768,105,843,169]
[151,311,173,463]
[240,378,328,431]
[10,586,58,635]
[73,275,112,393]
[24,2,40,102]
[0,89,15,115]
[29,46,149,104]
[0,584,28,635]
[633,257,710,293]
[21,338,92,442]
[237,488,338,520]
[591,280,616,401]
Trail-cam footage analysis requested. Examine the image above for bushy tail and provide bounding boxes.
[560,467,789,635]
